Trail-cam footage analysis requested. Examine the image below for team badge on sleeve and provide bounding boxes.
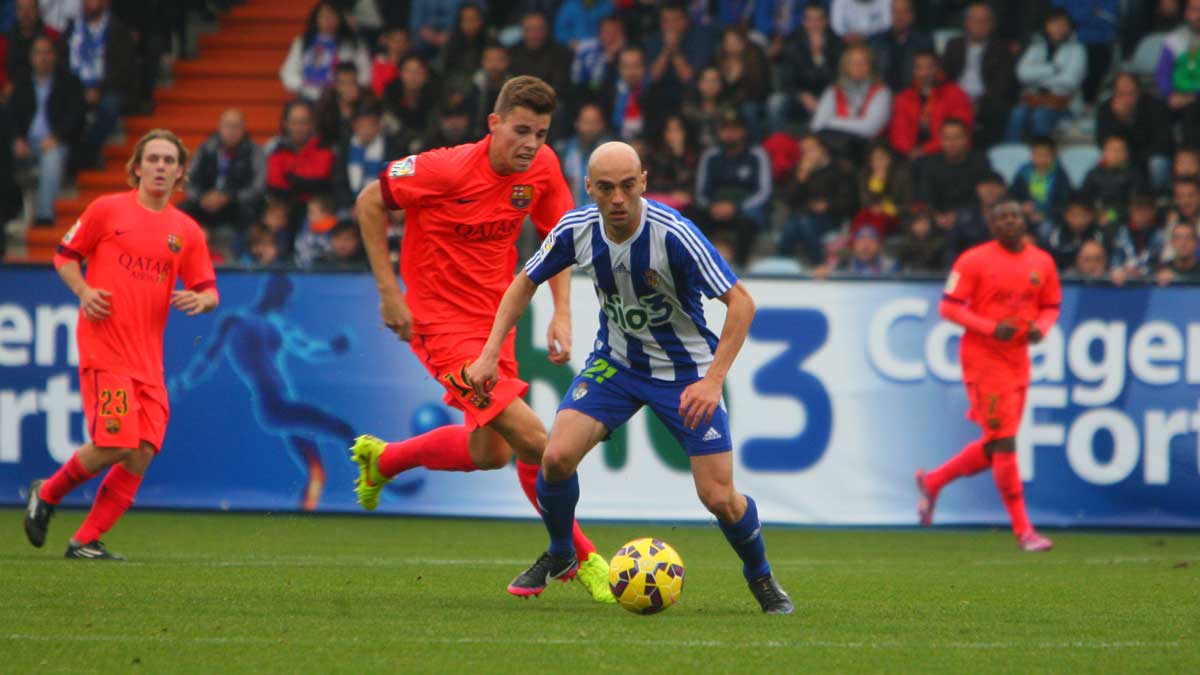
[62,222,80,244]
[166,233,182,254]
[510,185,533,208]
[539,235,555,256]
[945,270,960,293]
[389,155,416,178]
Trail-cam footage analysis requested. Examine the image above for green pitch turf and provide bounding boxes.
[2,510,1198,674]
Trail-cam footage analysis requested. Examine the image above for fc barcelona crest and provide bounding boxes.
[510,185,533,208]
[166,233,182,254]
[1030,270,1041,286]
[644,270,660,289]
[105,418,121,434]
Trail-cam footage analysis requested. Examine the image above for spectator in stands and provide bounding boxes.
[409,0,462,58]
[779,133,857,265]
[183,108,265,233]
[870,0,933,92]
[1176,147,1200,180]
[830,0,892,41]
[1054,0,1119,103]
[811,44,892,161]
[472,43,510,136]
[644,2,716,104]
[333,100,397,214]
[247,197,293,262]
[370,28,411,98]
[508,12,573,100]
[570,14,625,101]
[942,169,1007,266]
[942,2,1018,147]
[1156,0,1200,147]
[1068,238,1109,279]
[554,0,614,49]
[242,223,284,268]
[1110,193,1165,283]
[1007,9,1087,142]
[1166,175,1200,232]
[681,64,728,149]
[695,107,772,266]
[9,34,83,226]
[858,142,912,219]
[1011,135,1072,228]
[556,102,610,206]
[1081,135,1146,227]
[440,3,490,83]
[5,0,60,86]
[1157,222,1200,284]
[292,193,338,268]
[315,63,372,146]
[886,49,973,161]
[644,114,699,212]
[917,118,993,223]
[895,206,945,273]
[715,25,770,137]
[384,54,437,144]
[266,99,334,213]
[606,45,651,140]
[280,2,371,102]
[314,220,367,269]
[837,224,895,274]
[64,0,136,168]
[772,3,843,132]
[1045,197,1105,269]
[1096,72,1173,193]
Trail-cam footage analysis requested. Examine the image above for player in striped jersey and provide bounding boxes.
[466,142,793,614]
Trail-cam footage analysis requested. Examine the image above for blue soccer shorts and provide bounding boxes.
[557,353,732,456]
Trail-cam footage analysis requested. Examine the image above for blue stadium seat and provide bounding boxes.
[1059,145,1102,187]
[988,144,1031,185]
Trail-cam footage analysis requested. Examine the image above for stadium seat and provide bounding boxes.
[988,144,1031,185]
[747,256,805,275]
[1125,32,1167,77]
[1059,145,1102,187]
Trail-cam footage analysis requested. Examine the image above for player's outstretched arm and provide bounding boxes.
[466,271,540,396]
[546,269,572,365]
[356,180,412,340]
[679,281,756,430]
[55,260,111,321]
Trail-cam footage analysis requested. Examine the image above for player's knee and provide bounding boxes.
[474,444,511,470]
[541,449,576,482]
[697,483,738,522]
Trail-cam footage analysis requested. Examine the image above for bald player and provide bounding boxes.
[467,142,794,613]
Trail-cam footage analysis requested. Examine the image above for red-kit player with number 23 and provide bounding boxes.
[916,198,1060,552]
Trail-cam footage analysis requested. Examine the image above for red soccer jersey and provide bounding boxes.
[54,191,218,386]
[942,240,1061,385]
[378,135,574,336]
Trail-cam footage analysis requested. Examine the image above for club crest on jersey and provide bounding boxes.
[1030,270,1041,286]
[510,185,533,208]
[389,155,416,178]
[166,233,182,254]
[104,418,120,434]
[62,222,80,244]
[572,382,588,401]
[644,270,660,289]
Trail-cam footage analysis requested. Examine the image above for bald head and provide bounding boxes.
[586,142,646,235]
[587,141,642,177]
[218,108,246,148]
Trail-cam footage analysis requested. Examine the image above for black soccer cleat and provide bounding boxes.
[748,574,795,615]
[64,540,126,561]
[507,551,578,597]
[24,479,55,548]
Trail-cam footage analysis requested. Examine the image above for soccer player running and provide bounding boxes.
[916,198,1060,552]
[24,130,219,560]
[351,75,614,603]
[466,142,795,614]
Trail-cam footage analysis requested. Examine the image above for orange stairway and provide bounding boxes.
[19,0,309,262]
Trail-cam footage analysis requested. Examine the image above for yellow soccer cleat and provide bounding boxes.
[349,434,391,511]
[577,551,617,604]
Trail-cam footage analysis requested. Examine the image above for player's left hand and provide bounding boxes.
[679,377,722,430]
[465,356,499,398]
[171,290,216,316]
[547,313,572,365]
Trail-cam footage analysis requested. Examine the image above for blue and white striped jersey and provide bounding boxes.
[524,198,738,382]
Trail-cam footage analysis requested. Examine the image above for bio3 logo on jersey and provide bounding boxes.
[600,291,673,331]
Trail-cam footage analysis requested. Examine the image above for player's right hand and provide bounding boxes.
[993,318,1018,341]
[465,357,498,398]
[80,286,112,320]
[379,293,413,341]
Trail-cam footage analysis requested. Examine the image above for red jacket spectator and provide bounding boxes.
[887,80,974,157]
[267,136,334,201]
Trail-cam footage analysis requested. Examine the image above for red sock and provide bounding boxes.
[39,453,98,505]
[73,465,142,544]
[516,461,597,561]
[924,439,991,494]
[377,425,475,476]
[991,452,1032,536]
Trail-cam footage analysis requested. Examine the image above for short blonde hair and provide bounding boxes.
[126,129,189,189]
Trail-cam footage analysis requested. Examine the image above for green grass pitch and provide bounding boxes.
[3,509,1198,673]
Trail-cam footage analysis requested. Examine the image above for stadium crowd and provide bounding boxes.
[2,0,1200,284]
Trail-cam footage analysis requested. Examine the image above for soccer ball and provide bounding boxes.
[608,538,685,615]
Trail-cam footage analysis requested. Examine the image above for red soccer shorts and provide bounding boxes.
[409,330,528,430]
[80,369,170,451]
[965,382,1027,442]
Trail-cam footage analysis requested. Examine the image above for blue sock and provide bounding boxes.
[718,494,771,581]
[535,472,578,560]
